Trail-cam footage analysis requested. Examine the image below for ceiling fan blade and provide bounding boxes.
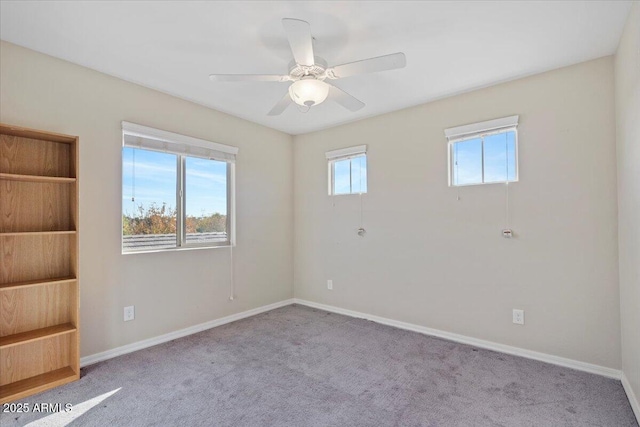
[327,83,365,112]
[209,74,289,82]
[327,52,406,79]
[267,91,293,116]
[282,18,315,66]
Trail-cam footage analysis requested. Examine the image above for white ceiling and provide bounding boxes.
[0,1,632,135]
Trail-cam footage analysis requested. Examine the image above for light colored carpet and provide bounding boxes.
[4,305,637,427]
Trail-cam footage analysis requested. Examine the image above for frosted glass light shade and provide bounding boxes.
[288,79,329,107]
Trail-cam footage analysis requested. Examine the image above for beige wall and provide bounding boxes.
[294,57,621,369]
[615,2,640,414]
[0,36,627,376]
[0,41,294,357]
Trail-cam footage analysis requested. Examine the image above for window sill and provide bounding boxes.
[450,180,518,188]
[122,244,232,256]
[329,192,368,197]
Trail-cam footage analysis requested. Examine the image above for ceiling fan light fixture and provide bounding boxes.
[288,78,329,107]
[210,18,404,115]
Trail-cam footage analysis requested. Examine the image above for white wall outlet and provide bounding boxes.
[327,280,333,290]
[512,309,524,325]
[124,305,135,322]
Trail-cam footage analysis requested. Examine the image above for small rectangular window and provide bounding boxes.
[446,116,518,186]
[326,145,367,195]
[122,122,237,253]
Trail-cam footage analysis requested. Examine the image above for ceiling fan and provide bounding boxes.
[209,18,406,116]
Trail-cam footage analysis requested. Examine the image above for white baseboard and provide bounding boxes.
[80,296,633,416]
[293,298,622,380]
[80,296,622,380]
[622,372,640,422]
[80,299,295,367]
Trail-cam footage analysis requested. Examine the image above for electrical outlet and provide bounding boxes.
[512,309,524,325]
[327,280,333,290]
[124,306,135,322]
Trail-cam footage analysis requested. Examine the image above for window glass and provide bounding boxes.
[452,138,482,185]
[451,129,517,186]
[185,157,228,245]
[122,148,177,251]
[333,158,352,195]
[332,155,367,195]
[351,155,367,194]
[483,131,516,183]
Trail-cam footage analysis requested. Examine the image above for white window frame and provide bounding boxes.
[326,145,367,195]
[121,122,238,253]
[445,115,519,187]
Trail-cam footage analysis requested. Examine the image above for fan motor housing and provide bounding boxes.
[288,56,328,80]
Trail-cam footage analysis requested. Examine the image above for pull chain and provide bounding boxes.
[131,148,136,204]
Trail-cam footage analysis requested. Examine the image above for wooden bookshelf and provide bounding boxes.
[0,123,80,403]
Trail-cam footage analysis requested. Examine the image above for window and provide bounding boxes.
[121,122,237,253]
[326,145,367,195]
[445,115,519,186]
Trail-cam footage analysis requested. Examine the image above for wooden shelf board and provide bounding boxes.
[0,276,76,291]
[0,324,77,349]
[0,230,76,237]
[0,123,77,144]
[0,173,76,183]
[0,367,78,403]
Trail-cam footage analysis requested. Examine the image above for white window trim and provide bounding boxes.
[121,122,237,253]
[326,145,367,161]
[326,145,367,195]
[122,121,238,162]
[445,116,519,187]
[444,115,519,140]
